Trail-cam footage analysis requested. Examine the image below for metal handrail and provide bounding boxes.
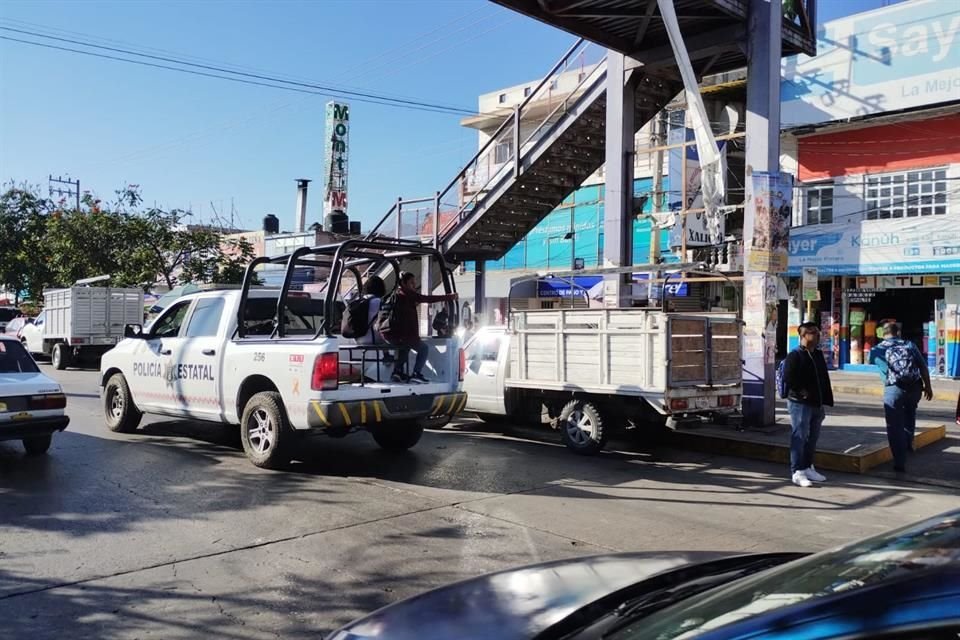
[436,58,608,240]
[367,38,606,253]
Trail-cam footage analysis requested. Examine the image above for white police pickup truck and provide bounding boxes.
[99,239,465,469]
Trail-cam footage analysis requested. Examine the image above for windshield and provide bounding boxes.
[0,340,40,373]
[0,308,20,322]
[611,512,960,639]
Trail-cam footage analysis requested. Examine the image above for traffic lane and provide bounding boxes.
[6,506,610,640]
[0,368,650,600]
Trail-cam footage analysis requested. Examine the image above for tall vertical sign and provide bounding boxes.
[324,101,350,217]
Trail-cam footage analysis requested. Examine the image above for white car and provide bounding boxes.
[0,336,69,455]
[18,311,45,356]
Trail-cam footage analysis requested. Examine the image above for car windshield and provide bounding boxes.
[611,512,960,639]
[0,340,40,374]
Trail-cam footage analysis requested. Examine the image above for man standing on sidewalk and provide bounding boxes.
[869,322,933,473]
[783,322,834,487]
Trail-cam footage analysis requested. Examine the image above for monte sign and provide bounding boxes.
[324,101,350,216]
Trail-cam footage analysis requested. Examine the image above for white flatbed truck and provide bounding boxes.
[462,270,743,454]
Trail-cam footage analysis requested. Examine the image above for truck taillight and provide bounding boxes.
[311,353,339,391]
[719,395,736,407]
[669,398,688,411]
[458,348,465,381]
[71,337,85,344]
[29,393,67,410]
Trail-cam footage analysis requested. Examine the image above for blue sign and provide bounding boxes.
[537,276,602,298]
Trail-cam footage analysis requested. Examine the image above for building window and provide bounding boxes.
[494,140,513,164]
[804,183,833,225]
[865,167,948,220]
[498,93,507,104]
[523,86,532,97]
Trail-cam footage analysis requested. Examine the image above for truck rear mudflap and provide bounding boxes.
[306,392,467,430]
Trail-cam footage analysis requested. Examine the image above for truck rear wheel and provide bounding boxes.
[52,343,71,370]
[559,400,605,455]
[370,421,423,451]
[104,373,143,433]
[240,392,292,469]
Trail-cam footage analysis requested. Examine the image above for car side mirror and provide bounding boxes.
[124,323,145,339]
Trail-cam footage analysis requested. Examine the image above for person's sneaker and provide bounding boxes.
[390,372,408,383]
[805,466,826,482]
[409,372,428,384]
[792,470,812,487]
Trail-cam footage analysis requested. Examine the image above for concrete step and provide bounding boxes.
[668,414,946,475]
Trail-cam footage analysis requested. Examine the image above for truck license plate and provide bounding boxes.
[695,397,711,409]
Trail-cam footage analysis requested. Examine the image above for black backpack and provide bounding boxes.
[341,295,373,339]
[377,291,403,344]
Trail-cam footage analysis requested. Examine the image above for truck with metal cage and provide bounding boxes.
[98,239,465,469]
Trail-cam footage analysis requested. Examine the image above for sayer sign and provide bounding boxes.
[324,101,349,215]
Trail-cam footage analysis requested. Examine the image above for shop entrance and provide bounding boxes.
[855,287,942,347]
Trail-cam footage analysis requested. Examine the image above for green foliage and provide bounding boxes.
[0,183,258,300]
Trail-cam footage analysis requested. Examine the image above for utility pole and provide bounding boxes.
[48,175,80,210]
[650,110,667,264]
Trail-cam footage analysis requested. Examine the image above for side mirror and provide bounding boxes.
[26,318,34,325]
[124,324,145,339]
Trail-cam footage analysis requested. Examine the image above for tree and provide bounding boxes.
[0,185,53,303]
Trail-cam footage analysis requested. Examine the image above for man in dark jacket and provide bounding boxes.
[782,321,834,487]
[381,272,457,383]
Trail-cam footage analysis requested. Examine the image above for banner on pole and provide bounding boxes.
[745,171,793,273]
[802,267,818,301]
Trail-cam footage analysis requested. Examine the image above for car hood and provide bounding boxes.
[328,552,727,640]
[0,371,61,396]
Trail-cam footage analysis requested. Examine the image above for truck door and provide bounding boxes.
[174,296,226,420]
[462,331,507,415]
[133,300,192,414]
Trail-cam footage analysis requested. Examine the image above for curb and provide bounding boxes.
[831,384,957,403]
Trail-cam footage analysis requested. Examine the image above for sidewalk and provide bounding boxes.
[830,369,960,403]
[670,399,957,487]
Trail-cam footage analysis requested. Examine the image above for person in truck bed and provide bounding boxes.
[380,271,457,384]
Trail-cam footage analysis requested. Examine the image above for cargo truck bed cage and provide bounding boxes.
[236,239,456,341]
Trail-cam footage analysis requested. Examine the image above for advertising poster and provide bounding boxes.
[745,171,793,273]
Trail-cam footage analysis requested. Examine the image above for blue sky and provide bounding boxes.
[0,0,896,232]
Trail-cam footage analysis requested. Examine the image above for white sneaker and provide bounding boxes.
[792,470,812,487]
[805,466,826,482]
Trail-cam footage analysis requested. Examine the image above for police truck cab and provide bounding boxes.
[99,240,465,469]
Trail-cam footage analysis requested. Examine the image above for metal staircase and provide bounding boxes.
[365,39,681,265]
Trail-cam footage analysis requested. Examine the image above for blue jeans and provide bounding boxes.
[883,384,921,470]
[394,339,429,376]
[787,400,825,474]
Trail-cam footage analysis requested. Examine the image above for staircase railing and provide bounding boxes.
[365,38,607,254]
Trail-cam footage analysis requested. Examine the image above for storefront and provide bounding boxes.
[787,217,960,377]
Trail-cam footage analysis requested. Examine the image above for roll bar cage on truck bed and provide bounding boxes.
[235,238,459,341]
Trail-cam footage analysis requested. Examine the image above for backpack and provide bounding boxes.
[776,347,801,399]
[882,339,921,387]
[341,295,372,339]
[376,291,403,344]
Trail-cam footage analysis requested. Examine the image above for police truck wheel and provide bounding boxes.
[23,435,52,456]
[103,373,142,433]
[240,392,292,469]
[52,343,71,370]
[559,400,605,455]
[371,421,423,451]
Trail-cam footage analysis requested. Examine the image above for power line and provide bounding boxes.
[0,29,477,116]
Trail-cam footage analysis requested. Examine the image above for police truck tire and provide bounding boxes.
[104,373,143,433]
[371,421,423,451]
[23,435,52,456]
[52,343,70,370]
[240,392,292,469]
[559,400,605,455]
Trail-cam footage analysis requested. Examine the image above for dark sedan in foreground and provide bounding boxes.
[331,510,960,640]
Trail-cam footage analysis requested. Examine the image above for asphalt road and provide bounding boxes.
[2,366,959,639]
